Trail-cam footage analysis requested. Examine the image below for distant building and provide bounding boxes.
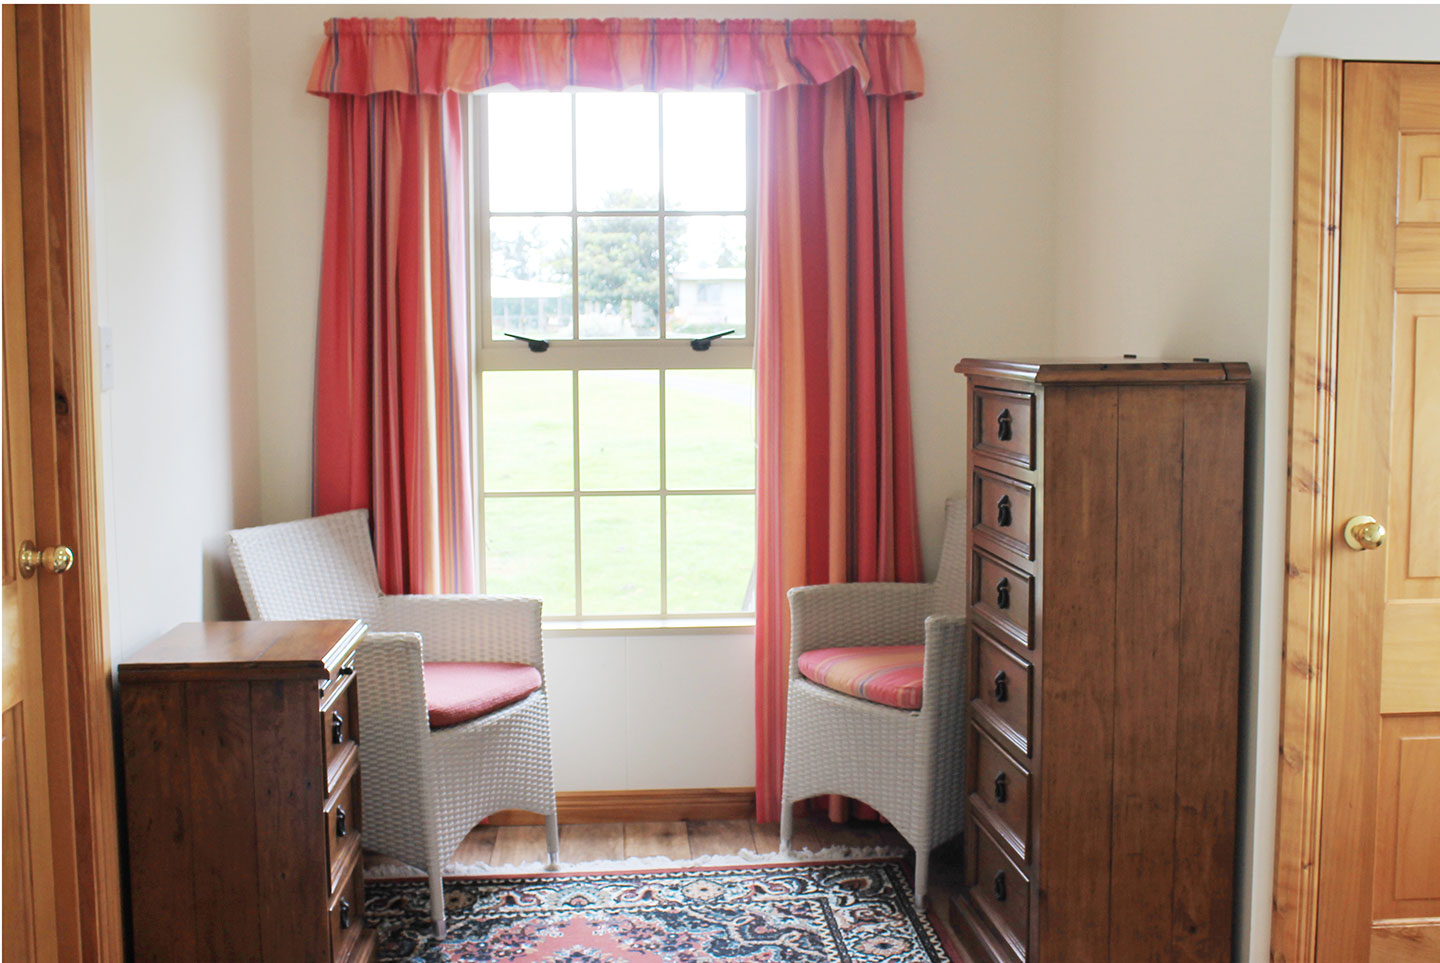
[491,276,573,338]
[668,266,745,336]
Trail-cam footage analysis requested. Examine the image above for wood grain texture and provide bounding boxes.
[686,819,756,858]
[623,821,690,859]
[1371,716,1440,919]
[1035,385,1118,958]
[1371,923,1440,963]
[121,620,364,681]
[488,786,755,825]
[560,821,625,862]
[1108,386,1184,963]
[9,6,123,958]
[490,825,549,867]
[955,358,1249,385]
[1273,56,1344,963]
[1172,385,1245,962]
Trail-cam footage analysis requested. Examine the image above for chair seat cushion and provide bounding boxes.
[797,645,925,710]
[423,662,542,729]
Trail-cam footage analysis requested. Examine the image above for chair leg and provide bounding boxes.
[779,799,793,853]
[913,847,930,910]
[545,813,560,870]
[429,868,446,939]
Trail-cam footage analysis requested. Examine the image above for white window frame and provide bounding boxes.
[468,90,758,628]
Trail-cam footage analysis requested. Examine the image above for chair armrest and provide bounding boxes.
[374,594,544,671]
[787,581,935,675]
[352,632,434,826]
[920,615,968,720]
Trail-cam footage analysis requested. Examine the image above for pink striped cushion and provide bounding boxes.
[423,662,542,729]
[797,645,925,710]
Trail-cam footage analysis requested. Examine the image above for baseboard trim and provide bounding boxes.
[489,787,756,826]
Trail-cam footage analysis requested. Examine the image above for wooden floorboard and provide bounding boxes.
[491,825,548,867]
[685,819,756,857]
[560,821,625,862]
[623,821,691,859]
[450,824,497,866]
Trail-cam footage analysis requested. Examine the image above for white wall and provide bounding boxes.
[1051,5,1291,960]
[91,5,260,658]
[244,3,1062,791]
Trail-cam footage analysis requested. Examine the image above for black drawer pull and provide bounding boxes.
[993,671,1009,703]
[338,664,355,677]
[339,897,351,929]
[336,806,348,838]
[993,871,1008,903]
[331,711,345,745]
[994,771,1008,804]
[996,495,1013,528]
[996,577,1011,610]
[996,409,1013,442]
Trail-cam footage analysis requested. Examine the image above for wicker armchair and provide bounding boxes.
[779,497,967,906]
[227,510,558,937]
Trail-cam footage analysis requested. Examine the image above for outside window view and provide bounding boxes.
[479,91,755,617]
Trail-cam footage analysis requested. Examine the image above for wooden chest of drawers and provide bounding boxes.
[119,620,376,963]
[951,359,1248,963]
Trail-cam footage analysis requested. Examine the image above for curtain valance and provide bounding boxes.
[307,17,923,99]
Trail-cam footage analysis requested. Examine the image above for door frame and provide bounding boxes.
[7,5,124,959]
[1271,56,1344,963]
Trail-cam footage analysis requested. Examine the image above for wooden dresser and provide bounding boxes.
[950,359,1247,963]
[119,620,376,963]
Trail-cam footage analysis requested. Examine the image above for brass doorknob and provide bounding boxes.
[18,540,74,578]
[1343,515,1387,551]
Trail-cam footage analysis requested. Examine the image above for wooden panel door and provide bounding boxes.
[2,6,61,960]
[1320,61,1440,963]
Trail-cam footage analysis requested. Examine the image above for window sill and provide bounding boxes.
[541,616,755,637]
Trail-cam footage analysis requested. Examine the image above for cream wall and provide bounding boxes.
[243,4,1062,792]
[90,4,260,658]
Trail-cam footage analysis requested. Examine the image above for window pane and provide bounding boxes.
[663,92,746,212]
[482,371,573,491]
[489,217,574,340]
[484,496,575,615]
[576,92,658,211]
[667,494,754,613]
[487,93,572,212]
[580,496,659,614]
[665,370,755,490]
[665,215,746,339]
[579,371,659,491]
[578,216,659,339]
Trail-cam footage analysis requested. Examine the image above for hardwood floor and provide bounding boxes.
[366,813,907,870]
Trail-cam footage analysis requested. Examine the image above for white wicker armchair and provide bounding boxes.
[227,509,558,937]
[779,497,967,907]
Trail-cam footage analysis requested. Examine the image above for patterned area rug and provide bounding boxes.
[368,859,952,962]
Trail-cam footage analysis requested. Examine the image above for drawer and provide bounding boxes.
[971,550,1034,648]
[325,769,362,895]
[969,817,1030,962]
[328,851,366,963]
[972,469,1034,560]
[972,387,1035,470]
[970,725,1031,863]
[321,672,359,796]
[971,627,1032,757]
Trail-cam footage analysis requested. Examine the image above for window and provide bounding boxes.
[473,91,755,621]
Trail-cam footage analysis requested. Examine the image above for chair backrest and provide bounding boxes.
[227,509,384,623]
[932,496,967,616]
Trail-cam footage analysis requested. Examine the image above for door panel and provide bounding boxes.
[1320,61,1440,962]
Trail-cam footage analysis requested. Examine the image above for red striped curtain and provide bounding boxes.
[308,19,922,815]
[313,91,476,594]
[754,76,922,822]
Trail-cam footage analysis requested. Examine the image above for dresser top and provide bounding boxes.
[119,620,364,682]
[955,357,1250,385]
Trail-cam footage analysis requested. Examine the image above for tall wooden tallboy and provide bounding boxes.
[950,359,1248,963]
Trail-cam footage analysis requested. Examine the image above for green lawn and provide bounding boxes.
[480,369,754,615]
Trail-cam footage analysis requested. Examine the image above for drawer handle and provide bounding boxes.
[993,771,1008,804]
[993,670,1009,703]
[338,664,355,677]
[331,711,345,745]
[996,577,1011,610]
[336,806,348,838]
[993,871,1008,903]
[996,495,1013,528]
[339,897,351,930]
[996,408,1013,442]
